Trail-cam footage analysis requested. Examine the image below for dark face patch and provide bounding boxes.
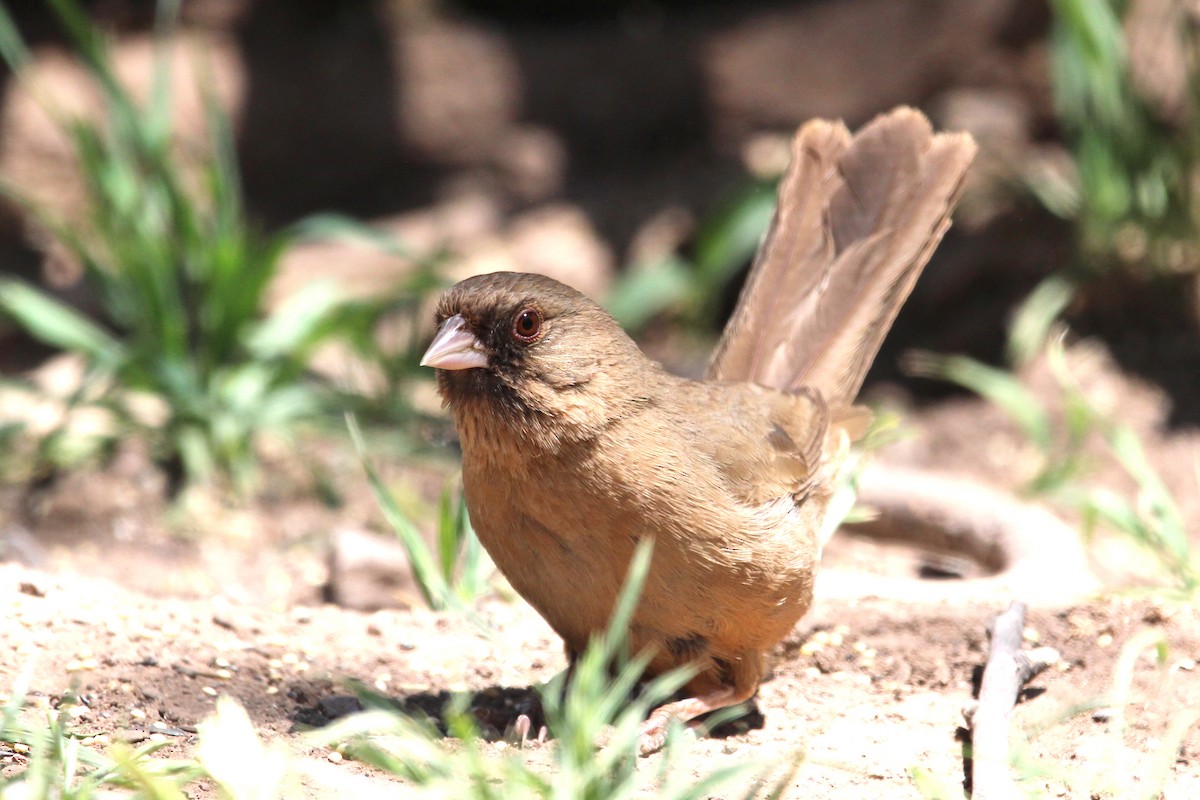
[434,298,556,416]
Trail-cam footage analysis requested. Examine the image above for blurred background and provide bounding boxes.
[0,0,1197,607]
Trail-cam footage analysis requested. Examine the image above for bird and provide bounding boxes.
[420,107,976,753]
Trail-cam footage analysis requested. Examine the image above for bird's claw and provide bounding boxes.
[637,714,669,757]
[637,713,698,756]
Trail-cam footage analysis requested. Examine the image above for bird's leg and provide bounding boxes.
[558,643,580,701]
[637,653,761,756]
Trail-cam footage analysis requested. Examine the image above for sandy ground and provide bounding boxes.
[1,561,1198,798]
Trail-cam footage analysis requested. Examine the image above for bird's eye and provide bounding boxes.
[511,307,543,343]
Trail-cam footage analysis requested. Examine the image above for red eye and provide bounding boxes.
[512,307,543,342]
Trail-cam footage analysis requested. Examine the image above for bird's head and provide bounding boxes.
[422,272,652,439]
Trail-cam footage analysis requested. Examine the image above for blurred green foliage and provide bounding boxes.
[0,0,434,491]
[606,178,777,334]
[1045,0,1200,277]
[909,277,1199,596]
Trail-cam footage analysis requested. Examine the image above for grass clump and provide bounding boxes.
[0,0,430,492]
[1040,0,1200,278]
[0,668,202,799]
[1008,632,1196,799]
[349,414,495,612]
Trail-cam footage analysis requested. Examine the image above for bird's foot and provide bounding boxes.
[637,712,682,756]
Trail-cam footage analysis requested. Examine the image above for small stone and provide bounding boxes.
[326,527,416,611]
[318,696,362,720]
[18,579,48,598]
[327,750,343,764]
[148,722,187,737]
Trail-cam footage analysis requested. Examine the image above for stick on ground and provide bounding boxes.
[967,600,1060,800]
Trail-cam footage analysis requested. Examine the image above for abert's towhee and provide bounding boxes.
[421,107,976,752]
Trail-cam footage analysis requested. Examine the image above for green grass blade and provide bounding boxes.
[1104,424,1194,583]
[904,350,1052,449]
[144,0,182,152]
[606,538,653,650]
[0,4,33,72]
[436,481,460,583]
[1006,274,1074,367]
[459,498,491,599]
[246,281,345,359]
[347,414,452,609]
[0,279,125,368]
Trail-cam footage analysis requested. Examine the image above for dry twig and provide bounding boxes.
[966,600,1060,800]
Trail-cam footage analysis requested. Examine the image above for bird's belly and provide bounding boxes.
[462,458,820,665]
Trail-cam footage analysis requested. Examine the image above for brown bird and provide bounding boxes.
[421,107,976,752]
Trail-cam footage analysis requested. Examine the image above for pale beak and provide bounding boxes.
[420,314,490,370]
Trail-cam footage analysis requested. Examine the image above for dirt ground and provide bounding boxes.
[2,555,1198,798]
[2,341,1199,799]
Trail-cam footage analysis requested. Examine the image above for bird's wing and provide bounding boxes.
[706,107,976,406]
[691,383,830,507]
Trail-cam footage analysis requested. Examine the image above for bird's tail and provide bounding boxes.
[706,107,976,410]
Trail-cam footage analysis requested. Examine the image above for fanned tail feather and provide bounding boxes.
[707,107,977,408]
